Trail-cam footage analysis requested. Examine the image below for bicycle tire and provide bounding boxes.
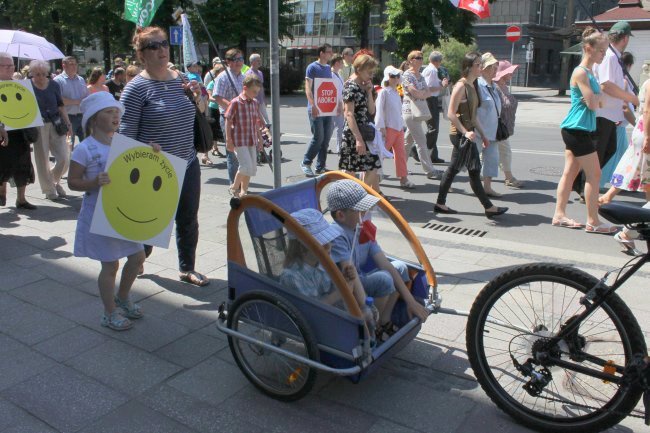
[227,291,319,401]
[467,263,646,432]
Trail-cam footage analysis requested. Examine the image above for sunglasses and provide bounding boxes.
[141,40,170,51]
[389,74,401,78]
[229,57,244,62]
[411,57,423,60]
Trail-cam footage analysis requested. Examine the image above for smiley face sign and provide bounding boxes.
[0,80,43,130]
[90,134,186,248]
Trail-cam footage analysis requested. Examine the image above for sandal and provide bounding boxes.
[551,217,583,229]
[114,296,143,319]
[585,222,619,235]
[201,155,214,166]
[400,180,416,190]
[376,321,399,343]
[614,232,643,256]
[179,270,210,287]
[101,310,133,331]
[505,178,524,189]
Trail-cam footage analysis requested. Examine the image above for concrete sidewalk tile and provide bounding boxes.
[61,299,191,352]
[0,263,45,291]
[164,305,220,331]
[220,388,363,433]
[77,401,198,433]
[167,356,249,406]
[2,365,127,433]
[293,394,377,432]
[0,294,76,346]
[138,290,193,318]
[430,346,474,380]
[393,337,446,368]
[419,311,467,343]
[320,372,475,432]
[139,384,262,433]
[33,326,107,362]
[367,419,421,433]
[0,413,59,433]
[197,321,227,342]
[145,268,223,300]
[11,278,96,314]
[10,249,72,269]
[155,332,227,368]
[0,335,56,391]
[0,236,41,260]
[66,340,182,396]
[30,257,97,286]
[455,400,538,433]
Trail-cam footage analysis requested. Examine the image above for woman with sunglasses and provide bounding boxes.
[401,51,440,181]
[435,52,508,218]
[119,27,210,286]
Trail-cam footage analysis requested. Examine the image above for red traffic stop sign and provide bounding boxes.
[316,80,338,114]
[506,25,522,42]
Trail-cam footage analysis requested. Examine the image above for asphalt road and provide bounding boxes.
[206,93,645,259]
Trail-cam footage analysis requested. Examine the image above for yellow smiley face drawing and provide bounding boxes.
[0,81,38,129]
[102,146,179,240]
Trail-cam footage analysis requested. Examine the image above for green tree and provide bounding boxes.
[336,0,373,49]
[191,0,295,55]
[423,38,477,82]
[384,0,488,58]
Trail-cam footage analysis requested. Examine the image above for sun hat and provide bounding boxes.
[481,52,498,69]
[494,60,519,82]
[610,21,633,37]
[80,91,124,130]
[212,56,222,66]
[288,208,340,245]
[327,180,380,212]
[382,65,402,86]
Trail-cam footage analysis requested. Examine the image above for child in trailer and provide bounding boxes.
[326,180,429,339]
[68,92,147,331]
[225,74,265,197]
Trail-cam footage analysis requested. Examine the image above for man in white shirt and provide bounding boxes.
[593,20,639,168]
[421,51,449,164]
[339,47,354,83]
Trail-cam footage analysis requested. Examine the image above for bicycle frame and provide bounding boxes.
[535,239,650,384]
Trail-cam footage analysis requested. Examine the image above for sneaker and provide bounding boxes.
[301,163,315,177]
[114,296,143,319]
[101,310,133,331]
[55,184,67,198]
[426,170,441,180]
[315,167,330,175]
[45,192,60,201]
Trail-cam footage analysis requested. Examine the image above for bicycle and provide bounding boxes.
[466,202,650,432]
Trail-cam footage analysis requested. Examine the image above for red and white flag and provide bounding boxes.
[457,0,490,19]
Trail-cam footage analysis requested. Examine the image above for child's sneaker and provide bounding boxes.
[114,296,143,319]
[101,310,133,331]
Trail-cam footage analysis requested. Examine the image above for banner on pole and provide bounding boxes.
[124,0,164,27]
[181,14,198,68]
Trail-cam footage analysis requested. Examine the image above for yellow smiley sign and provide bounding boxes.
[102,146,180,240]
[0,81,39,129]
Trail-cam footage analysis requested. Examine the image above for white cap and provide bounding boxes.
[80,92,124,131]
[382,65,402,87]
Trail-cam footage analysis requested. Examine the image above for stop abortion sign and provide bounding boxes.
[314,78,340,116]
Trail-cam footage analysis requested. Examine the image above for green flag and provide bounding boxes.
[124,0,164,27]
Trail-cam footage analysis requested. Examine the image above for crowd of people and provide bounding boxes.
[0,19,648,331]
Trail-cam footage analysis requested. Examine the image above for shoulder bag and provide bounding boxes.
[182,76,213,153]
[407,95,431,121]
[487,86,509,141]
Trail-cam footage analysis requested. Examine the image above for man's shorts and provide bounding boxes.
[234,145,257,176]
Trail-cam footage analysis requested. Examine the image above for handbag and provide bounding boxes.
[408,95,431,121]
[184,83,213,154]
[358,123,375,142]
[50,113,68,136]
[487,86,509,141]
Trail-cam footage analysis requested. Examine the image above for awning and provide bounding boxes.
[560,43,582,56]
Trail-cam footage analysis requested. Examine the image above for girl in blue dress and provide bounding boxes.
[553,27,618,234]
[68,92,147,331]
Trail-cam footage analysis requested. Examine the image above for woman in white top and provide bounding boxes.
[375,66,414,189]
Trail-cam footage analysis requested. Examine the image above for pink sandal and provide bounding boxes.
[585,223,619,235]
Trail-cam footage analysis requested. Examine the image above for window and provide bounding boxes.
[550,2,557,27]
[536,0,543,25]
[532,48,541,74]
[546,50,553,74]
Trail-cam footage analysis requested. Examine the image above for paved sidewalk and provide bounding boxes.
[1,177,647,433]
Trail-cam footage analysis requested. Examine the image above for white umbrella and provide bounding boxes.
[0,29,65,60]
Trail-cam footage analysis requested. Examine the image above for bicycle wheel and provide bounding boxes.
[467,263,646,432]
[227,291,318,401]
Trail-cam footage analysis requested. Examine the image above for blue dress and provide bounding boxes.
[72,137,144,262]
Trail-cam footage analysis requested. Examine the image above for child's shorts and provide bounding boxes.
[359,259,408,298]
[234,145,257,176]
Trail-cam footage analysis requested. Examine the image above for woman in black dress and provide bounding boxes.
[338,53,381,191]
[0,53,36,209]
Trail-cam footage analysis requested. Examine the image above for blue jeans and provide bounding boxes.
[176,158,201,272]
[302,111,334,171]
[221,114,239,183]
[68,114,84,149]
[359,260,409,299]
